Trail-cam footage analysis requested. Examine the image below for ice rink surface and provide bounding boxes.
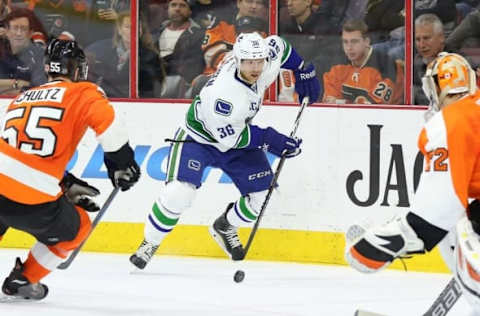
[0,248,473,316]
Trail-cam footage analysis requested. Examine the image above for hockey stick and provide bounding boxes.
[242,96,309,259]
[57,187,120,270]
[422,277,461,316]
[354,277,462,316]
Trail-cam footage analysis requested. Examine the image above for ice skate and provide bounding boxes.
[209,205,245,261]
[129,239,159,269]
[2,258,48,300]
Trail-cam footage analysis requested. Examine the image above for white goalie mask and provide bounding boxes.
[233,32,269,71]
[454,216,480,309]
[422,52,476,121]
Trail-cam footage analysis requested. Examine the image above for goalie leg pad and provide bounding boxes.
[454,216,480,309]
[345,213,425,273]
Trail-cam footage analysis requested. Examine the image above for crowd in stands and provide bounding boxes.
[2,0,480,104]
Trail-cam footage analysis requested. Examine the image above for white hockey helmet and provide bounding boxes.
[454,216,480,308]
[233,32,269,65]
[422,52,476,120]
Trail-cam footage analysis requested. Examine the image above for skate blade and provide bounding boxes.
[0,294,35,303]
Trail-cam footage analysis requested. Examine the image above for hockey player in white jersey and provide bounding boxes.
[130,32,320,269]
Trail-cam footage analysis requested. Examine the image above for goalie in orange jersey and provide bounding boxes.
[345,52,480,313]
[0,39,140,300]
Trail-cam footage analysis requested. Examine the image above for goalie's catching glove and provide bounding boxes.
[60,172,100,212]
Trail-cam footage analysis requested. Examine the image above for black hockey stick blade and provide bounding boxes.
[422,277,462,316]
[57,187,120,270]
[242,96,309,258]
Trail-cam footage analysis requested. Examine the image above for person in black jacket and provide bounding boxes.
[153,0,205,98]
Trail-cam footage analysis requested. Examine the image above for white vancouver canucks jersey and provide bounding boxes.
[184,35,298,152]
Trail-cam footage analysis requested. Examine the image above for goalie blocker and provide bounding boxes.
[345,212,448,273]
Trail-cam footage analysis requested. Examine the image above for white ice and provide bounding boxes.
[0,248,473,316]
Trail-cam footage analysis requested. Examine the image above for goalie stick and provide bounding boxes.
[57,187,120,269]
[354,277,462,316]
[242,96,309,259]
[422,277,462,316]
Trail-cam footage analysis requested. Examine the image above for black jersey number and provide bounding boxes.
[373,82,393,102]
[1,106,64,157]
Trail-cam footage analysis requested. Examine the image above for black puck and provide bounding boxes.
[234,270,245,283]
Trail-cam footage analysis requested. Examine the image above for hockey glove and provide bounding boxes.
[294,63,320,104]
[60,172,100,212]
[345,213,427,274]
[264,127,302,158]
[104,143,141,192]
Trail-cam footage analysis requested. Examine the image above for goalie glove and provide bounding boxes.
[60,172,100,212]
[345,213,425,273]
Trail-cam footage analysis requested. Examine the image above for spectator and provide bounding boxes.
[413,13,445,105]
[322,19,404,105]
[456,0,480,22]
[0,0,11,37]
[315,0,368,35]
[141,0,168,32]
[1,1,47,46]
[85,11,130,98]
[278,0,324,102]
[25,0,90,45]
[191,0,232,29]
[87,0,130,46]
[0,8,47,96]
[365,0,405,60]
[414,0,456,36]
[201,0,267,75]
[446,9,480,53]
[153,0,205,98]
[139,14,166,98]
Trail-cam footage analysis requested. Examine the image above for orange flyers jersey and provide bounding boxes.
[202,21,236,75]
[412,90,480,231]
[0,80,128,205]
[323,49,404,104]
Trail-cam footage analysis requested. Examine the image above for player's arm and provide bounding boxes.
[83,86,141,191]
[266,35,320,103]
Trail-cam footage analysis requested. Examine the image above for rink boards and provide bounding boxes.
[0,100,450,273]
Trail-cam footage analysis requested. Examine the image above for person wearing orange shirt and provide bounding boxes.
[0,39,140,300]
[322,19,404,104]
[344,52,480,312]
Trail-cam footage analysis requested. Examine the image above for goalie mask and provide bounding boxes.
[45,39,88,82]
[454,216,480,309]
[233,32,269,71]
[422,52,476,120]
